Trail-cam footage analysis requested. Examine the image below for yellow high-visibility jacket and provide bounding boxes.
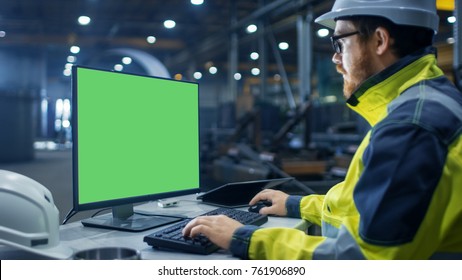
[229,47,462,259]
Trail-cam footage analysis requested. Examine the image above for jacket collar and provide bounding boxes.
[346,47,444,126]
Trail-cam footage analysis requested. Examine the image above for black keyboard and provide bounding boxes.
[143,207,268,254]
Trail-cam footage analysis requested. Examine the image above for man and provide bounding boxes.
[183,0,462,259]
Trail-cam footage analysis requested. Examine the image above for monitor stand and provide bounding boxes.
[81,204,183,232]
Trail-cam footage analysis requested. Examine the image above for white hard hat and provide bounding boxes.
[0,170,73,259]
[315,0,439,33]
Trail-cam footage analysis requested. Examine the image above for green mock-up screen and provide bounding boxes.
[75,67,199,205]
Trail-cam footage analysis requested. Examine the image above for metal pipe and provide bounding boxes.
[268,28,297,110]
[228,2,239,102]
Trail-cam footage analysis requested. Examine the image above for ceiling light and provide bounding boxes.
[251,68,260,76]
[164,20,176,29]
[114,64,123,71]
[78,16,91,25]
[250,52,259,60]
[193,72,202,79]
[122,57,132,65]
[324,95,338,103]
[0,31,6,38]
[209,66,218,74]
[246,24,257,33]
[63,69,71,76]
[448,16,457,24]
[191,0,204,5]
[317,28,329,38]
[234,73,242,80]
[70,46,80,54]
[146,36,156,44]
[278,42,289,50]
[67,56,76,63]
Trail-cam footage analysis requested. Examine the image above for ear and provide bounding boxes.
[373,27,392,55]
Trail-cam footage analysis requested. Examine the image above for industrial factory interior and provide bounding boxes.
[0,0,461,262]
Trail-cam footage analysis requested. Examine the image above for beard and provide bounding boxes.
[336,50,376,99]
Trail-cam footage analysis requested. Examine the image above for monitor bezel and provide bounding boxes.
[71,65,201,213]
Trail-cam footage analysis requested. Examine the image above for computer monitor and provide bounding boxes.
[68,65,200,232]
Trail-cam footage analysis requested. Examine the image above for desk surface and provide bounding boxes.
[0,194,306,260]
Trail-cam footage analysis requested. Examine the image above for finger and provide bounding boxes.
[182,216,215,236]
[182,218,198,236]
[249,189,273,205]
[189,224,212,238]
[258,206,271,215]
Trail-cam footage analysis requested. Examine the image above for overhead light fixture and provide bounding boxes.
[164,20,176,29]
[209,66,218,74]
[251,68,260,76]
[191,0,204,5]
[448,16,457,23]
[146,36,156,44]
[78,16,91,26]
[234,73,242,80]
[278,42,289,50]
[70,46,80,54]
[0,31,6,38]
[317,28,329,38]
[67,56,76,63]
[122,57,132,65]
[323,95,338,103]
[250,52,259,60]
[114,64,123,71]
[246,24,257,34]
[193,72,202,80]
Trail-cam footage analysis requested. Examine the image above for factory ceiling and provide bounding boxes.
[0,0,457,84]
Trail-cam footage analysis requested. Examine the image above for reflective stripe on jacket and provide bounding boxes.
[229,47,462,259]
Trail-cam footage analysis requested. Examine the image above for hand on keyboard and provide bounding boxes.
[182,215,243,250]
[143,207,268,254]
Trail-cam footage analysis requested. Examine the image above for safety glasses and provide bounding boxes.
[330,31,360,54]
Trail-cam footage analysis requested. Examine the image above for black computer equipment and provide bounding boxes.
[143,207,268,254]
[66,66,200,231]
[248,200,272,213]
[196,177,293,207]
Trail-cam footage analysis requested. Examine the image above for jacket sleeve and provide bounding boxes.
[299,194,326,226]
[285,194,326,226]
[229,225,326,259]
[229,194,327,259]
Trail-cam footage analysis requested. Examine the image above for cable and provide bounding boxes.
[90,208,112,218]
[62,209,77,225]
[133,212,187,219]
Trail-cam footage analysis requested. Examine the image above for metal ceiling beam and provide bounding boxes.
[0,34,185,50]
[165,0,310,69]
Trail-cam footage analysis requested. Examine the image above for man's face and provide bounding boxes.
[332,20,377,99]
